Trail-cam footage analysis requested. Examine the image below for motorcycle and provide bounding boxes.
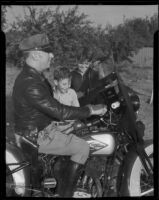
[6,71,153,197]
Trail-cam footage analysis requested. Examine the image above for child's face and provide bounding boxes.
[55,78,71,93]
[78,60,90,74]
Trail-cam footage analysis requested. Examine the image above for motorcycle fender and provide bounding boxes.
[117,139,153,196]
[6,142,27,162]
[6,143,31,196]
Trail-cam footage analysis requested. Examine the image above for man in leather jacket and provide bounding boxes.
[12,33,107,197]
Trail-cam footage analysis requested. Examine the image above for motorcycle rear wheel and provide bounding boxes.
[128,144,153,196]
[6,166,14,196]
[6,165,31,197]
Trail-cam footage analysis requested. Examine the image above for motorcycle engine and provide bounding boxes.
[85,156,106,179]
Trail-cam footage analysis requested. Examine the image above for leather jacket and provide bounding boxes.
[12,64,91,133]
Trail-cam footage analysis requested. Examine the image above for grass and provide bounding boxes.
[6,61,153,140]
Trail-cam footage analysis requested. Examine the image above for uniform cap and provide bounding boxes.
[19,33,52,53]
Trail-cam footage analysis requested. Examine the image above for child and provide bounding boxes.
[53,67,80,107]
[71,58,100,98]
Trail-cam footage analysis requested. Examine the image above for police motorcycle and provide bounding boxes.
[6,71,153,197]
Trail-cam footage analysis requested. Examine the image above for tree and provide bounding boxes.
[6,6,110,67]
[106,14,157,63]
[1,5,11,30]
[5,30,24,66]
[148,13,158,46]
[5,6,157,67]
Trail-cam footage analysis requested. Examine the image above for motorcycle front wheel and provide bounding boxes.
[128,143,153,196]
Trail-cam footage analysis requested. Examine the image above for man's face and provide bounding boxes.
[78,60,90,74]
[55,78,71,94]
[39,51,54,71]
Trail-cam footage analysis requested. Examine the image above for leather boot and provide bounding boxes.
[57,160,84,197]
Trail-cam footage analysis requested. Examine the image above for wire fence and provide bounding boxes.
[130,47,153,67]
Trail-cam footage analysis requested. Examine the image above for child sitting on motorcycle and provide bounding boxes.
[53,66,80,107]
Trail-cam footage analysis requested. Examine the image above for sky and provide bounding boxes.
[6,5,158,29]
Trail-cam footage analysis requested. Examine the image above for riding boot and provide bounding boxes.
[57,160,84,197]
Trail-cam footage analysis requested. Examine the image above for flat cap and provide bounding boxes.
[19,33,52,53]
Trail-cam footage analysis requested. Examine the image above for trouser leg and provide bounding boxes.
[38,129,90,164]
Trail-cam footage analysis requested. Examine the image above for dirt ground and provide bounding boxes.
[6,63,153,140]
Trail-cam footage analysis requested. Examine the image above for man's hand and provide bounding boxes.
[87,104,107,116]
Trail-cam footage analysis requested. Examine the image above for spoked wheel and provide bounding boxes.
[6,148,31,197]
[6,165,28,197]
[6,166,14,196]
[128,144,153,196]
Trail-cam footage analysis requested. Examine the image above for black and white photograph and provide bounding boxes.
[4,5,157,197]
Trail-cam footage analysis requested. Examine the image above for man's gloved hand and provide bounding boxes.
[87,104,107,116]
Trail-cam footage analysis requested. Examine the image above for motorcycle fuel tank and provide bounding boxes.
[85,132,116,155]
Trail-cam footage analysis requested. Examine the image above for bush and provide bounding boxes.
[5,6,157,68]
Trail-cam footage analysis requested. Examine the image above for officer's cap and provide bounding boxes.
[19,33,52,53]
